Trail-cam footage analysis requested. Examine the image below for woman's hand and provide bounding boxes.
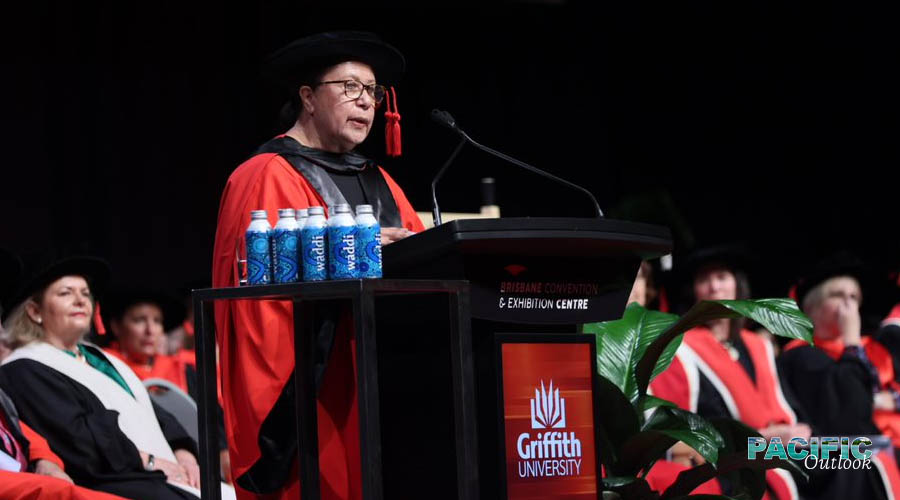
[380,227,416,246]
[669,441,705,467]
[33,459,73,483]
[875,391,896,412]
[174,449,201,489]
[835,301,862,346]
[759,422,811,444]
[141,451,192,487]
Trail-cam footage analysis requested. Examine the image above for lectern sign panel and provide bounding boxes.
[500,342,598,499]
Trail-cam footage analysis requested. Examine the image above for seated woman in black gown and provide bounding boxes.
[0,255,205,500]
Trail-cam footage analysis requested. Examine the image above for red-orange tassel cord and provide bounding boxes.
[93,301,106,335]
[384,86,402,157]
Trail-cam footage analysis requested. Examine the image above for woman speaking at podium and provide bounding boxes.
[211,31,424,499]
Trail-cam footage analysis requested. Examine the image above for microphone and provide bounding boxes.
[429,108,604,226]
[430,109,459,131]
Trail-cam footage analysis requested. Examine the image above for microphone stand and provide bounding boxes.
[431,136,467,227]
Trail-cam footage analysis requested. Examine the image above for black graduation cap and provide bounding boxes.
[670,243,755,314]
[794,251,898,334]
[102,287,186,334]
[264,30,406,88]
[679,244,754,280]
[265,31,407,157]
[2,253,111,323]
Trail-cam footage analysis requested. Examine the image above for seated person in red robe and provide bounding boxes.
[650,245,809,499]
[102,289,195,395]
[101,288,232,483]
[212,31,424,499]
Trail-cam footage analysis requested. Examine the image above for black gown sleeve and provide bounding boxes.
[152,400,198,457]
[776,345,879,436]
[0,359,151,483]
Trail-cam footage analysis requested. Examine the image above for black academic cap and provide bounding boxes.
[3,253,111,323]
[102,287,186,333]
[264,30,406,87]
[794,251,868,308]
[677,244,754,283]
[794,251,897,333]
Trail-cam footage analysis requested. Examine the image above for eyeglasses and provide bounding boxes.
[317,80,387,104]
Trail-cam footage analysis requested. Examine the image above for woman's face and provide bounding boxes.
[32,275,94,344]
[808,276,862,340]
[305,61,378,153]
[693,265,738,302]
[113,303,164,363]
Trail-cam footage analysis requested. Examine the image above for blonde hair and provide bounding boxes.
[1,292,45,350]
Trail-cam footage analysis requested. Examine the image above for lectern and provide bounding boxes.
[194,217,671,500]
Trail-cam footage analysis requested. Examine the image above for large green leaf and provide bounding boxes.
[616,407,724,476]
[643,407,724,465]
[584,303,680,403]
[639,395,676,413]
[636,299,813,398]
[594,368,641,467]
[660,419,807,500]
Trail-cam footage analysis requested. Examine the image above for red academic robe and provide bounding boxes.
[1,413,123,500]
[0,471,130,500]
[212,152,424,500]
[885,304,900,328]
[103,347,192,395]
[652,328,799,500]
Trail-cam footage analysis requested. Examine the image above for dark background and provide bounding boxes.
[2,1,898,302]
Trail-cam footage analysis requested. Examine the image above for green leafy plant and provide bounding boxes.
[583,299,813,499]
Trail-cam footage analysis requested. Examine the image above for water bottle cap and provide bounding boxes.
[250,210,268,219]
[307,206,325,215]
[278,208,296,218]
[356,204,373,214]
[296,208,309,218]
[332,204,351,214]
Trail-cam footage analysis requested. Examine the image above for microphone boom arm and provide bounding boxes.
[458,129,605,219]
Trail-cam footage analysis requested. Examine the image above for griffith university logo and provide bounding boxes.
[532,380,566,429]
[516,380,582,479]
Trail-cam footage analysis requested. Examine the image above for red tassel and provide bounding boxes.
[93,301,106,335]
[390,87,401,156]
[383,86,402,157]
[384,95,395,156]
[658,287,669,313]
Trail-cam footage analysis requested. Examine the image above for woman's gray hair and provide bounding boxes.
[801,275,862,314]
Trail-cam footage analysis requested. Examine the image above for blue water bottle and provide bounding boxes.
[327,204,358,279]
[354,204,382,279]
[301,206,328,281]
[245,210,272,285]
[273,208,300,283]
[295,208,309,229]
